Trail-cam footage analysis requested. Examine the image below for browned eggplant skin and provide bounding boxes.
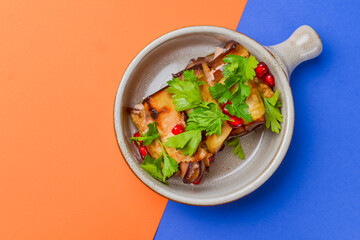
[180,160,205,184]
[228,116,265,137]
[208,40,239,68]
[144,98,159,120]
[142,86,168,105]
[172,41,242,79]
[172,57,206,78]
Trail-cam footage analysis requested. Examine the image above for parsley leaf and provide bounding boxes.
[167,70,206,111]
[167,78,202,111]
[140,140,179,184]
[209,77,237,103]
[209,55,258,121]
[158,139,179,181]
[130,122,159,145]
[222,62,239,78]
[262,90,283,134]
[162,153,179,181]
[141,155,168,184]
[183,70,205,85]
[224,83,253,122]
[165,130,202,156]
[225,137,245,159]
[222,54,258,81]
[231,83,251,105]
[244,55,258,80]
[225,102,252,122]
[186,103,230,136]
[209,83,232,103]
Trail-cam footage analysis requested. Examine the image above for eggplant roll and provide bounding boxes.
[143,88,211,164]
[202,41,270,151]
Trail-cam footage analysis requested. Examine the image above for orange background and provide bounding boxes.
[0,0,247,239]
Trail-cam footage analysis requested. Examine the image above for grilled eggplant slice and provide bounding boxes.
[180,160,205,183]
[256,80,275,98]
[208,41,250,69]
[203,42,253,153]
[143,88,211,163]
[228,80,275,137]
[174,63,227,154]
[129,104,163,159]
[205,124,233,153]
[227,81,266,137]
[244,81,266,123]
[181,60,234,154]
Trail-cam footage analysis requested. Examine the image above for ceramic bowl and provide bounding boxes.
[114,25,322,205]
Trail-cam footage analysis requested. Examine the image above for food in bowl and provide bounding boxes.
[128,41,283,185]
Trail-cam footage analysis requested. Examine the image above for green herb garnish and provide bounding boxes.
[166,70,230,156]
[182,69,205,84]
[166,70,206,111]
[222,55,258,80]
[186,103,230,136]
[141,139,179,184]
[165,130,202,156]
[161,151,179,182]
[261,89,283,134]
[209,54,258,120]
[158,139,178,182]
[209,78,236,104]
[130,122,159,145]
[141,155,166,183]
[225,137,245,159]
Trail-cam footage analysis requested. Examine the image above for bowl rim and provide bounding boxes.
[114,25,294,206]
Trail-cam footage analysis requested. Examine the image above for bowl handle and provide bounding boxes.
[266,25,323,78]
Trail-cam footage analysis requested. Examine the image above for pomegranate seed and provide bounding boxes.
[227,115,243,128]
[255,62,269,79]
[222,101,232,116]
[193,177,202,185]
[209,156,215,163]
[139,146,148,159]
[172,124,185,135]
[133,132,143,146]
[263,73,275,87]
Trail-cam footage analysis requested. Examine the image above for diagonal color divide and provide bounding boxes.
[0,0,248,239]
[155,0,360,239]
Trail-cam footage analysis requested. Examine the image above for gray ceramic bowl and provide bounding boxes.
[114,25,322,205]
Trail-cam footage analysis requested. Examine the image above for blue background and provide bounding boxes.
[155,0,360,239]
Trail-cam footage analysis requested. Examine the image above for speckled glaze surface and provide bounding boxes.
[114,25,322,206]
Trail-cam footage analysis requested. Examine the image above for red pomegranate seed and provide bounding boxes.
[193,177,202,185]
[263,73,275,87]
[227,115,243,128]
[222,101,232,116]
[255,62,269,79]
[139,146,148,159]
[172,124,185,135]
[209,156,215,163]
[133,132,143,146]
